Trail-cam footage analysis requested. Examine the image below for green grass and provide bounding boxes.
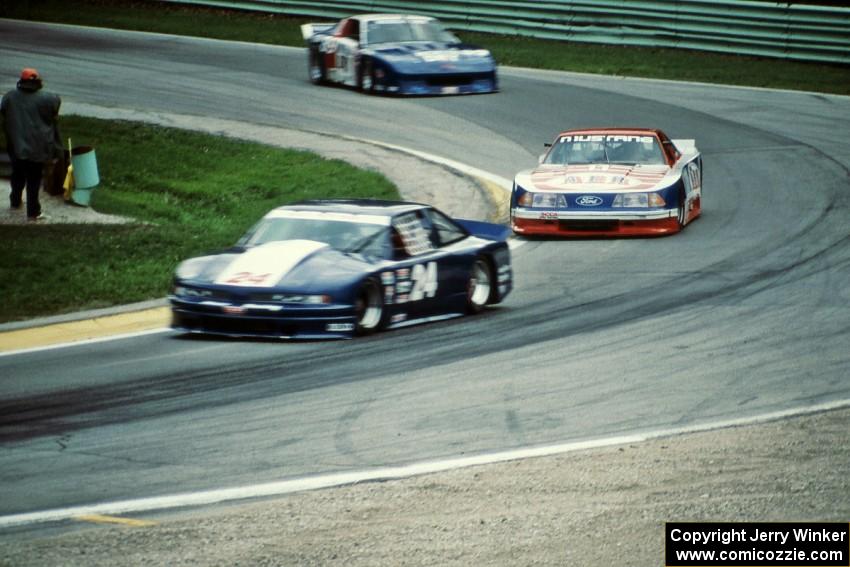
[0,117,399,323]
[465,32,850,95]
[2,0,849,94]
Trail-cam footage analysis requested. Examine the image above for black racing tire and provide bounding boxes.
[308,45,326,85]
[698,156,704,187]
[676,188,687,229]
[354,278,385,335]
[358,58,374,93]
[466,257,493,314]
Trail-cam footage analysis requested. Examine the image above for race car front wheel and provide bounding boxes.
[676,188,687,229]
[466,258,493,314]
[355,279,384,335]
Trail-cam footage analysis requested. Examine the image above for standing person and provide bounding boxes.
[1,68,62,221]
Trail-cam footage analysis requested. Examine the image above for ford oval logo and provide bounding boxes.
[576,195,603,207]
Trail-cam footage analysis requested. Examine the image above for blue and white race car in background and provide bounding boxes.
[301,14,498,95]
[170,200,512,339]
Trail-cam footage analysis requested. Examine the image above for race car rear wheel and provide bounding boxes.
[355,279,384,335]
[308,45,326,84]
[358,59,374,93]
[466,257,493,314]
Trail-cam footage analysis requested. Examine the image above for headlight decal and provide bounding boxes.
[517,191,568,208]
[269,294,332,305]
[172,285,214,298]
[612,192,666,208]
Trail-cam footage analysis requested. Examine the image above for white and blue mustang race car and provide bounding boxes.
[301,13,498,95]
[170,200,512,339]
[511,128,703,237]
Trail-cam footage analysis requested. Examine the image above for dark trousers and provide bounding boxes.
[9,158,43,218]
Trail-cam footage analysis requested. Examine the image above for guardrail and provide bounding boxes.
[160,0,850,64]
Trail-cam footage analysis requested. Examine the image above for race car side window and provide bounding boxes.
[393,212,435,256]
[425,209,467,247]
[391,228,409,260]
[658,132,680,165]
[337,18,359,40]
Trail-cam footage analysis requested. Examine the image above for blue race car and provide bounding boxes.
[170,200,512,339]
[301,14,498,95]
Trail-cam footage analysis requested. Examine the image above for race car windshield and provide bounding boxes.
[544,136,666,166]
[365,20,459,45]
[240,218,389,256]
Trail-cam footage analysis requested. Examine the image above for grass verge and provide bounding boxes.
[2,0,849,94]
[0,116,399,323]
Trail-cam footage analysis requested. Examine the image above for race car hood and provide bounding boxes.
[176,239,371,290]
[515,163,678,193]
[368,43,495,73]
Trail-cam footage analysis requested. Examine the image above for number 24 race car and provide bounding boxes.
[511,128,703,237]
[301,13,498,95]
[170,200,513,339]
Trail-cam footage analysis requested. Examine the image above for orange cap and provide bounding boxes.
[20,68,40,81]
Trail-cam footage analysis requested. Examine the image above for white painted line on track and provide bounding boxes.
[2,398,847,529]
[0,328,171,358]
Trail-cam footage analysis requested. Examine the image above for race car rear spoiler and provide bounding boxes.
[301,23,336,41]
[456,219,511,242]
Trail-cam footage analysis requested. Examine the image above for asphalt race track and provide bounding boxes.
[1,21,849,523]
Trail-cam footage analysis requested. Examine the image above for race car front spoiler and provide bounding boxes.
[511,207,679,236]
[169,298,357,339]
[512,208,676,221]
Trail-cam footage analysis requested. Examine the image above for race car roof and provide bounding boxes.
[354,14,436,23]
[280,199,428,218]
[557,127,665,138]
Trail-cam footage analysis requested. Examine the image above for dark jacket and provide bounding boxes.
[1,82,62,162]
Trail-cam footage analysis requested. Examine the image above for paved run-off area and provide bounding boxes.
[2,406,847,566]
